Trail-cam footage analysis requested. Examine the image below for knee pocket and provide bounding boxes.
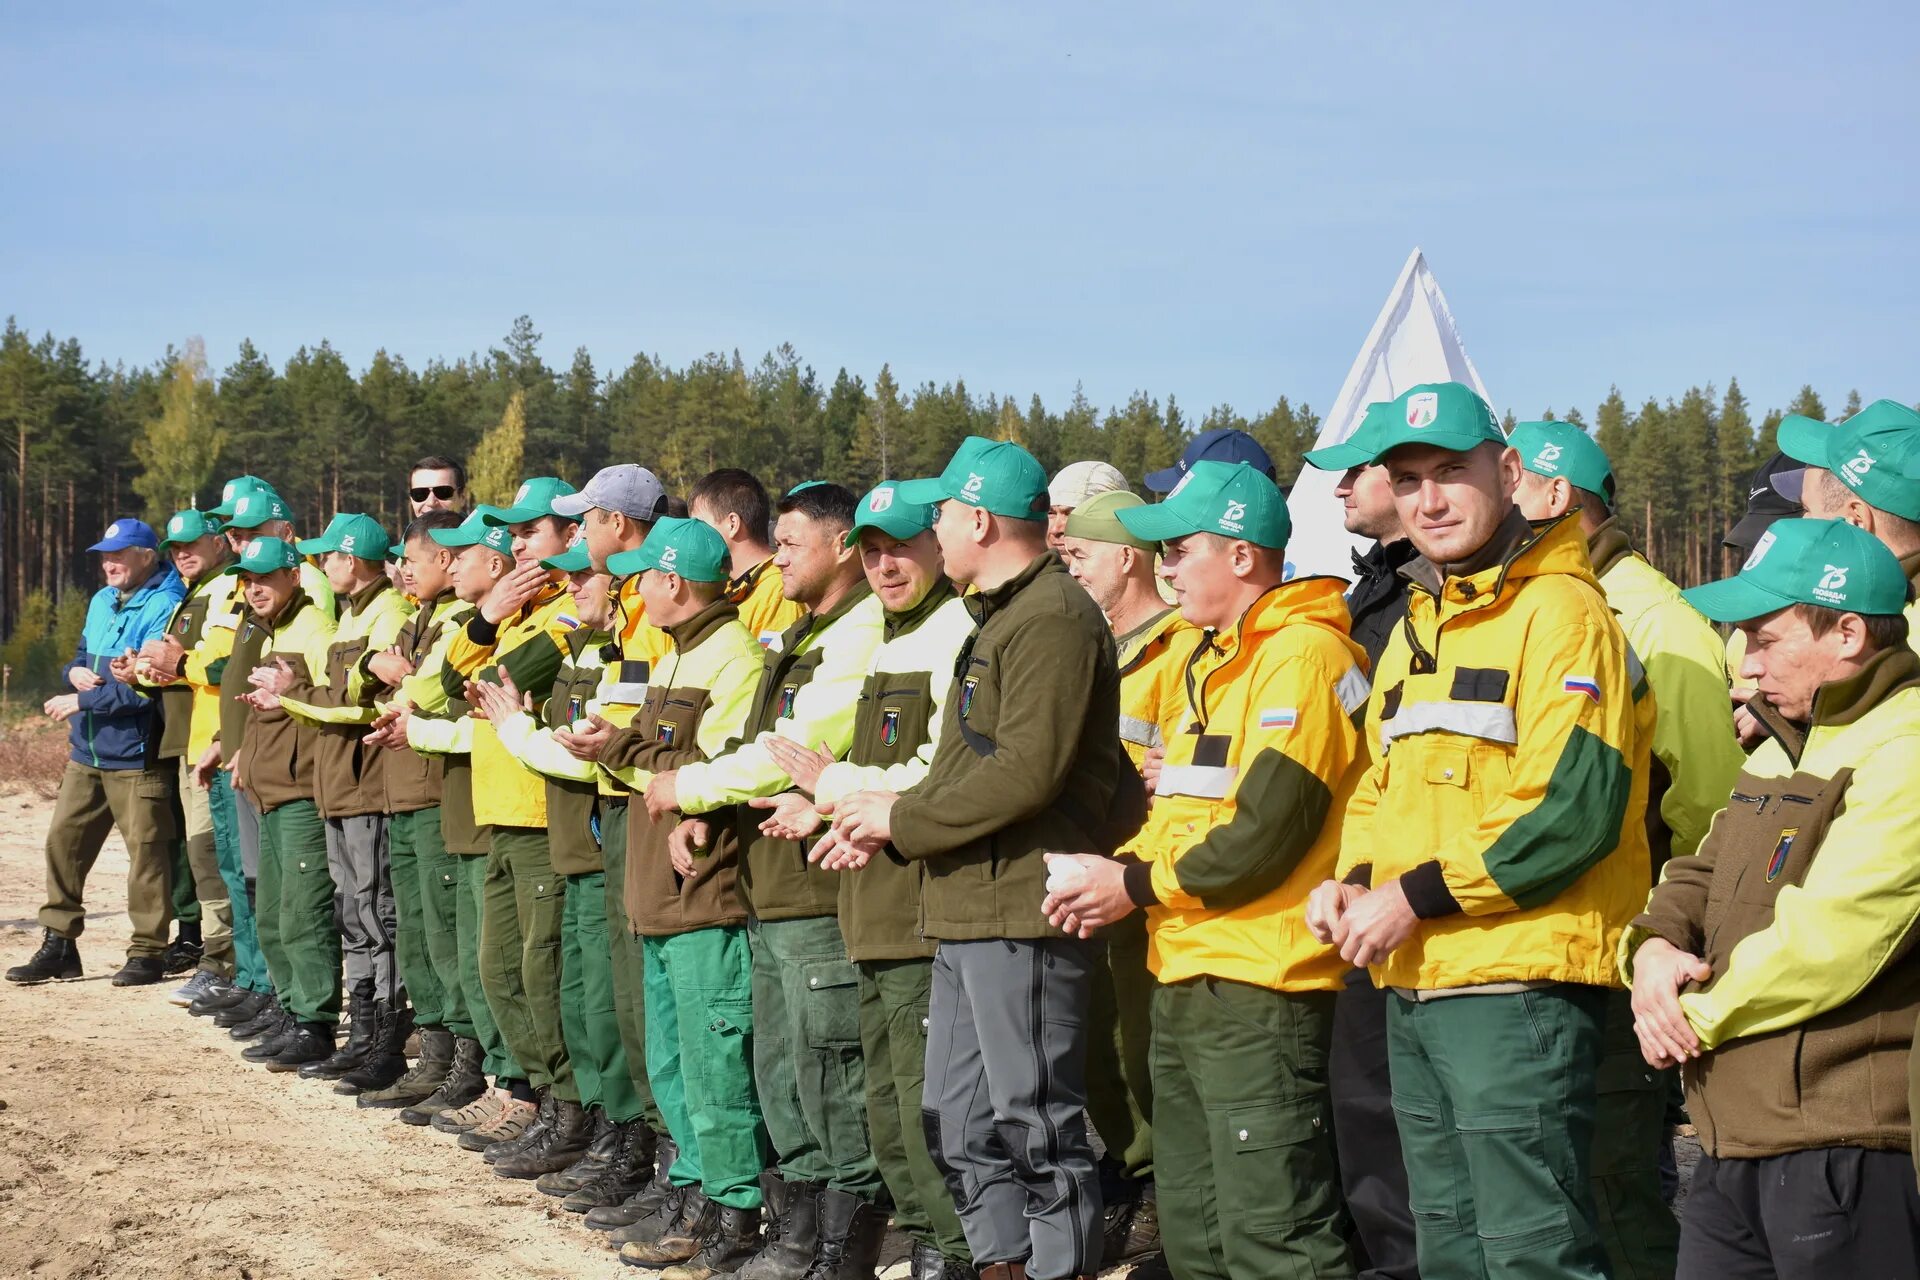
[800,959,862,1049]
[1455,1106,1577,1255]
[1210,1096,1332,1231]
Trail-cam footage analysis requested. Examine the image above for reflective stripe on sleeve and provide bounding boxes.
[1118,714,1163,749]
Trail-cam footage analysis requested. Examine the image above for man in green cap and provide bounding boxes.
[1306,382,1650,1280]
[1623,518,1920,1275]
[1044,460,1367,1280]
[219,482,337,619]
[813,436,1142,1280]
[1511,418,1744,1275]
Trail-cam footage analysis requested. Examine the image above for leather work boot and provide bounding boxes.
[336,1001,413,1096]
[360,1025,451,1109]
[189,976,246,1016]
[661,1203,765,1280]
[111,954,166,987]
[215,990,271,1028]
[908,1243,979,1280]
[603,1175,690,1248]
[482,1089,555,1164]
[161,922,203,976]
[494,1097,594,1179]
[5,929,81,985]
[620,1190,716,1267]
[241,1009,299,1059]
[801,1188,886,1280]
[403,1036,485,1125]
[536,1108,617,1195]
[264,1021,337,1072]
[458,1093,539,1151]
[1102,1192,1161,1266]
[587,1136,679,1231]
[738,1173,820,1280]
[433,1084,507,1135]
[300,983,377,1080]
[561,1121,658,1212]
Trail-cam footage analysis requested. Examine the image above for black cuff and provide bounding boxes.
[1122,860,1160,909]
[1343,862,1374,889]
[466,615,500,646]
[1399,860,1461,919]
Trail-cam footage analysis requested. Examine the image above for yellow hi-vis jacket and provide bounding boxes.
[727,556,807,650]
[173,572,248,764]
[1338,512,1653,991]
[1119,578,1370,990]
[1114,608,1198,771]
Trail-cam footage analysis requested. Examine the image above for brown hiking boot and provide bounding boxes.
[458,1095,539,1151]
[433,1086,506,1135]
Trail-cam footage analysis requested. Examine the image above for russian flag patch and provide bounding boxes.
[1563,676,1602,703]
[1259,707,1298,730]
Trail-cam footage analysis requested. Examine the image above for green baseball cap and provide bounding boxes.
[1353,382,1505,465]
[1063,491,1154,551]
[844,481,937,548]
[1509,421,1617,503]
[1116,461,1291,549]
[225,489,292,530]
[1775,399,1920,522]
[541,544,593,573]
[430,505,515,554]
[1303,400,1398,472]
[895,435,1048,520]
[208,475,275,519]
[1682,518,1911,623]
[607,516,729,582]
[296,512,393,561]
[160,508,223,547]
[485,477,581,526]
[234,536,302,575]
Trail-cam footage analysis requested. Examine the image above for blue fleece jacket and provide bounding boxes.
[63,563,186,769]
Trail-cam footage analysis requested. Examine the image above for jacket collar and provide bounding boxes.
[259,586,313,631]
[964,553,1058,626]
[1351,537,1419,584]
[727,556,776,601]
[1400,509,1594,611]
[1901,548,1920,592]
[664,595,741,651]
[793,579,873,648]
[344,576,392,615]
[884,578,956,640]
[1584,518,1636,580]
[1752,646,1920,762]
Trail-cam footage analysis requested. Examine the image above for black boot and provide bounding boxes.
[359,1024,450,1108]
[620,1191,717,1267]
[908,1243,979,1280]
[265,1021,336,1072]
[739,1173,820,1280]
[240,1007,299,1058]
[588,1136,679,1231]
[399,1035,484,1125]
[161,922,203,975]
[5,929,80,984]
[494,1097,594,1179]
[605,1179,690,1248]
[217,990,272,1028]
[483,1088,556,1164]
[800,1188,886,1280]
[562,1121,658,1213]
[662,1203,765,1280]
[336,1001,413,1095]
[111,954,166,987]
[536,1108,618,1195]
[299,983,376,1080]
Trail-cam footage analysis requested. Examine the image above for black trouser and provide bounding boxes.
[1679,1148,1920,1279]
[1330,971,1420,1279]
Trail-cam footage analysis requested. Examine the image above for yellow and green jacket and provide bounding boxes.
[151,567,246,766]
[234,589,337,814]
[1121,579,1369,991]
[728,556,807,650]
[1338,511,1652,991]
[381,592,472,813]
[492,627,612,875]
[1621,647,1920,1157]
[1114,607,1198,771]
[280,578,415,818]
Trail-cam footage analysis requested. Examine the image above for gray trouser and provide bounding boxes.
[234,783,263,880]
[324,814,397,1001]
[923,937,1102,1280]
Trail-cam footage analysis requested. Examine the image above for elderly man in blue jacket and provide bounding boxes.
[6,518,185,988]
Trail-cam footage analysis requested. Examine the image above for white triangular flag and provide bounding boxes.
[1285,248,1492,581]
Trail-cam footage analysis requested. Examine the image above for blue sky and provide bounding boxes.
[3,4,1914,425]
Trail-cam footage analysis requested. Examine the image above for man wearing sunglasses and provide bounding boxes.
[409,456,469,519]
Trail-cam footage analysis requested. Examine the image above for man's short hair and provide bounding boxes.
[663,495,689,519]
[1575,486,1613,520]
[777,482,858,532]
[1796,601,1912,651]
[412,455,467,488]
[689,469,771,539]
[1813,469,1920,543]
[405,510,464,544]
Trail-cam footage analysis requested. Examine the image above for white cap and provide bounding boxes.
[1047,460,1128,510]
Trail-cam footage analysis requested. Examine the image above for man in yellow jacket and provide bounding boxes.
[691,468,806,648]
[1046,460,1370,1280]
[1624,518,1920,1275]
[1307,383,1651,1280]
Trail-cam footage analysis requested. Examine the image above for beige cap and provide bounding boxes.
[1047,460,1129,510]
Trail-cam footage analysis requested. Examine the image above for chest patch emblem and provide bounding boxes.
[881,707,901,747]
[961,678,978,720]
[779,685,799,719]
[1766,828,1798,883]
[1562,675,1602,703]
[656,720,678,747]
[1258,707,1297,730]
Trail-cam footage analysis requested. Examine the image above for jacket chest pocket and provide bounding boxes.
[330,638,370,689]
[546,665,600,730]
[858,674,935,766]
[1706,771,1851,939]
[773,651,827,722]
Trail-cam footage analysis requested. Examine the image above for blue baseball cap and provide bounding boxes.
[88,518,159,553]
[1145,428,1276,494]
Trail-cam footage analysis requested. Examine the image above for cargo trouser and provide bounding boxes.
[924,936,1103,1280]
[1085,911,1154,1184]
[1592,987,1679,1279]
[560,869,643,1122]
[1153,978,1353,1280]
[325,813,397,1002]
[456,851,520,1078]
[1388,983,1611,1280]
[480,826,573,1098]
[859,957,970,1264]
[1678,1147,1920,1279]
[208,770,269,992]
[39,761,176,957]
[643,925,767,1209]
[166,771,201,929]
[177,758,233,977]
[390,807,458,1029]
[254,798,341,1024]
[749,914,881,1198]
[602,801,664,1131]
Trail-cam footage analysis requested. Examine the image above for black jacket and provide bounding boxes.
[1346,539,1419,670]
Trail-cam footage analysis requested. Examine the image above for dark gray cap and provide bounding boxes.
[551,464,667,521]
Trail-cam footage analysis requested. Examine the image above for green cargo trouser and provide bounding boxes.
[859,958,970,1263]
[1086,910,1155,1182]
[1154,978,1352,1280]
[254,799,341,1024]
[749,915,881,1197]
[167,768,201,928]
[208,770,268,992]
[561,869,644,1122]
[1388,983,1610,1280]
[1591,987,1679,1279]
[480,827,574,1098]
[40,761,176,957]
[390,808,455,1029]
[643,926,767,1209]
[457,851,519,1078]
[602,802,665,1132]
[175,758,231,974]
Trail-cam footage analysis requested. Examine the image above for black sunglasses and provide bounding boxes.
[410,485,458,501]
